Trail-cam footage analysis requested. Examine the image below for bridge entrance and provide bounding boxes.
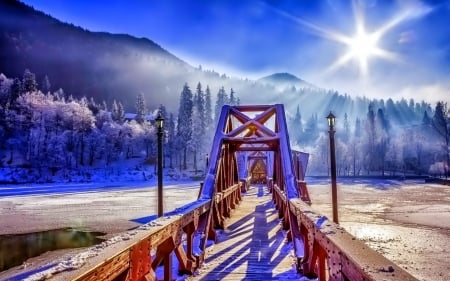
[249,152,267,184]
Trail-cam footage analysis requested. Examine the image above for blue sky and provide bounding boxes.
[23,0,450,103]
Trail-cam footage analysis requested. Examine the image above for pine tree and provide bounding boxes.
[422,111,431,126]
[158,104,168,120]
[176,83,193,169]
[190,83,208,172]
[10,78,22,105]
[290,105,303,144]
[205,85,213,131]
[117,101,125,123]
[215,86,227,125]
[167,113,176,168]
[41,75,51,93]
[432,101,449,178]
[22,69,37,93]
[229,88,236,105]
[135,93,146,124]
[194,83,205,135]
[342,113,350,142]
[111,100,119,122]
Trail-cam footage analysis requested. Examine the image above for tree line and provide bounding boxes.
[0,69,239,182]
[289,100,449,178]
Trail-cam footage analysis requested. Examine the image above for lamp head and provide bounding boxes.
[156,112,164,129]
[326,111,336,129]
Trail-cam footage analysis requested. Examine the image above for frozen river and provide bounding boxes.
[0,178,449,281]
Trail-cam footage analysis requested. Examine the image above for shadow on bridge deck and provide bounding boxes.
[190,185,308,281]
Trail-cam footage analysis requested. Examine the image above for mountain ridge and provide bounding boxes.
[258,72,316,90]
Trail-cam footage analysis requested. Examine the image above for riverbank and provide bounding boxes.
[0,179,448,281]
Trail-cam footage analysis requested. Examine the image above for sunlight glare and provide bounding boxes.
[346,27,380,75]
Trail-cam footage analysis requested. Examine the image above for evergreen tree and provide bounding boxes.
[22,69,37,92]
[342,113,350,142]
[158,104,168,120]
[135,93,146,124]
[191,94,204,173]
[205,85,213,131]
[290,105,303,144]
[117,101,125,123]
[432,101,449,177]
[167,113,176,168]
[376,108,390,175]
[422,111,431,126]
[41,75,51,93]
[176,83,193,169]
[304,113,318,143]
[195,82,205,132]
[10,78,22,104]
[215,86,227,125]
[352,118,362,176]
[229,88,236,105]
[363,103,377,174]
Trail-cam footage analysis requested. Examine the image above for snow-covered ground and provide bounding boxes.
[0,178,449,281]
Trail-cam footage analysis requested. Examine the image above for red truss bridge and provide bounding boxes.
[50,104,417,281]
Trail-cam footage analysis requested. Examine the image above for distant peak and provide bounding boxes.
[257,72,316,89]
[260,72,303,82]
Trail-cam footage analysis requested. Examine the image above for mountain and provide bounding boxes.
[0,0,204,111]
[258,72,316,90]
[0,0,433,127]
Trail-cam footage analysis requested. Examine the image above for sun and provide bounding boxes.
[343,26,382,75]
[315,4,402,77]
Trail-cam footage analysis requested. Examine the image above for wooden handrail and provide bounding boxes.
[48,182,243,281]
[271,184,418,281]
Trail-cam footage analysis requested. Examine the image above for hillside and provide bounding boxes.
[0,0,198,111]
[0,0,436,127]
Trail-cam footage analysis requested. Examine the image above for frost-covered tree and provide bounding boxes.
[167,113,176,168]
[191,83,207,172]
[229,88,236,105]
[10,78,22,105]
[432,101,449,177]
[364,103,376,173]
[304,113,318,144]
[135,93,146,124]
[22,69,37,93]
[290,105,303,145]
[41,75,51,93]
[375,108,390,175]
[176,83,193,169]
[215,86,227,125]
[204,85,214,132]
[342,113,350,142]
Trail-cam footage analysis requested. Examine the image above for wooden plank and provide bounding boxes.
[74,250,130,281]
[190,185,297,281]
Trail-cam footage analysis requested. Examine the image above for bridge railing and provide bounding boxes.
[271,184,418,281]
[49,182,243,281]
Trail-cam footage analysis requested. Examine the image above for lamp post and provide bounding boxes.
[156,113,164,217]
[326,111,339,224]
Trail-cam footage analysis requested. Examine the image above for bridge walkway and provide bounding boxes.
[189,185,301,281]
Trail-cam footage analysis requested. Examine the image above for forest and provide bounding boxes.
[0,69,449,183]
[0,70,238,182]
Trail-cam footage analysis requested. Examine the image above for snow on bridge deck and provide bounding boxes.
[189,185,305,281]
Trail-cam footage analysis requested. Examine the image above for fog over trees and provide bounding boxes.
[0,68,449,183]
[0,70,243,182]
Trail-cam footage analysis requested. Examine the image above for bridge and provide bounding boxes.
[47,104,417,281]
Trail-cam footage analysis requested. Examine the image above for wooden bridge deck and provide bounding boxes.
[189,185,301,281]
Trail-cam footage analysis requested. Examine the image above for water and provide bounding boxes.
[0,228,105,272]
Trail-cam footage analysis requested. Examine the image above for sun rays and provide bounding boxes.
[265,0,432,78]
